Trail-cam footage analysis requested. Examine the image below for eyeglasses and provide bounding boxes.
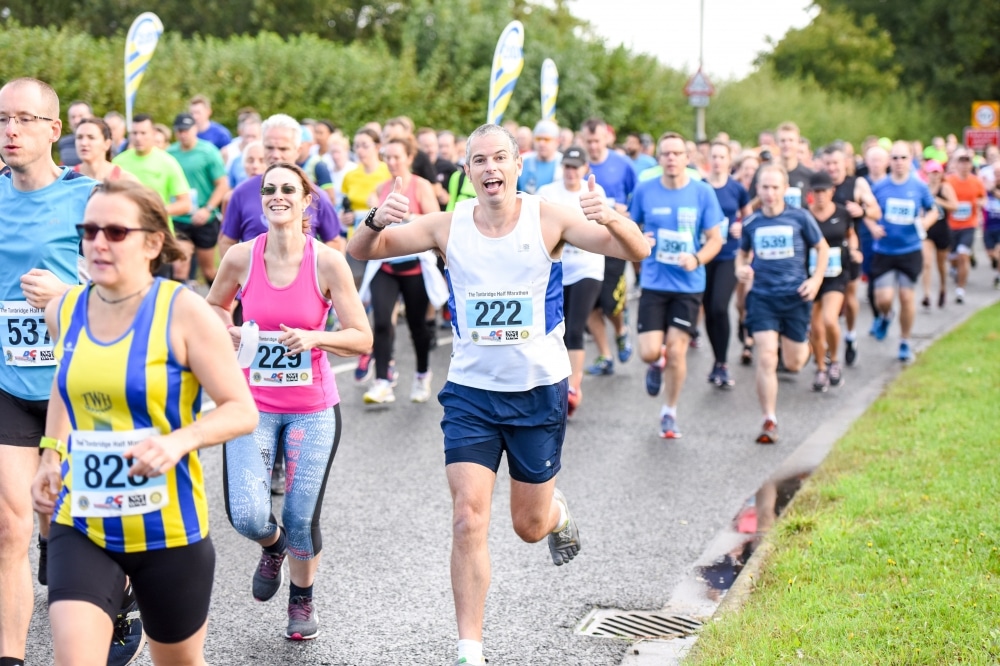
[76,223,151,242]
[890,155,910,160]
[260,184,299,196]
[0,114,56,126]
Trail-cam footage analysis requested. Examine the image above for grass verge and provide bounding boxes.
[688,303,1000,665]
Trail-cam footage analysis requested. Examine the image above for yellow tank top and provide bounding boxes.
[53,279,209,552]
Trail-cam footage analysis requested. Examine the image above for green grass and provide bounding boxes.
[688,303,1000,666]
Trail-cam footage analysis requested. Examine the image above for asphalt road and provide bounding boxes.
[24,273,999,666]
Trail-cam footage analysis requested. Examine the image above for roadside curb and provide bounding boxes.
[619,290,1000,665]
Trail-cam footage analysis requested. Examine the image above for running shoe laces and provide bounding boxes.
[286,595,319,640]
[107,599,146,666]
[252,548,286,602]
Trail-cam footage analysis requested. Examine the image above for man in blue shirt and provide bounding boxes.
[189,94,232,159]
[0,77,147,666]
[582,117,639,375]
[868,141,937,362]
[737,165,828,444]
[630,132,724,439]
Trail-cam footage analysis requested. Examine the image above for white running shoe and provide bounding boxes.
[363,379,396,404]
[410,371,433,403]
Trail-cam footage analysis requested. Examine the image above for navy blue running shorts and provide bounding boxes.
[439,379,568,484]
[745,290,812,343]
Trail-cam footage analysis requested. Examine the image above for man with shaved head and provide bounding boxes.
[0,77,97,666]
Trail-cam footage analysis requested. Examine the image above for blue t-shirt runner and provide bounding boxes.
[740,207,824,296]
[871,175,935,256]
[629,178,725,294]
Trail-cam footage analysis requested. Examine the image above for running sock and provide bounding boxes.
[661,405,677,418]
[552,494,569,533]
[845,330,856,342]
[456,639,484,665]
[264,527,287,555]
[0,658,25,666]
[289,582,313,600]
[956,287,966,297]
[900,338,910,347]
[765,414,777,424]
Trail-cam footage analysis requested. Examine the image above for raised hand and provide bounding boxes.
[579,174,611,225]
[374,176,410,228]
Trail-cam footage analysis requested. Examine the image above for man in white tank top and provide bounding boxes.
[347,124,649,666]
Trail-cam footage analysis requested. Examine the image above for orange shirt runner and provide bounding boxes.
[945,173,986,230]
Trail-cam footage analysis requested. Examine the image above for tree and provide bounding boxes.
[760,8,900,99]
[811,0,1000,126]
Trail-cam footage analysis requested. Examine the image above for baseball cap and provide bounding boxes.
[809,171,834,191]
[922,159,944,174]
[533,120,559,139]
[173,112,195,131]
[562,145,586,168]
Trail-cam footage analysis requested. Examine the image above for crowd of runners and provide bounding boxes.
[2,76,998,666]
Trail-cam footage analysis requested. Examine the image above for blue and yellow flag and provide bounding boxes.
[487,21,525,126]
[124,12,164,128]
[540,58,559,122]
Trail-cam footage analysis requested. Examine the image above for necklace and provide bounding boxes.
[94,281,153,305]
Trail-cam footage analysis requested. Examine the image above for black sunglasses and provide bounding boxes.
[76,223,150,242]
[260,184,300,196]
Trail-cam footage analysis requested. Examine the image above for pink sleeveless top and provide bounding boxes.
[241,232,339,413]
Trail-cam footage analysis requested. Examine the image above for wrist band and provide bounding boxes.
[39,436,66,457]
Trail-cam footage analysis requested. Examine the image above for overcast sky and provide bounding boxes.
[562,0,816,81]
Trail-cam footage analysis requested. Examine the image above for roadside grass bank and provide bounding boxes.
[688,303,1000,665]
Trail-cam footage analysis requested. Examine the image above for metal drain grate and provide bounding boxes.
[576,608,703,639]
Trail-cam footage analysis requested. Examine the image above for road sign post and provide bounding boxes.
[684,69,715,141]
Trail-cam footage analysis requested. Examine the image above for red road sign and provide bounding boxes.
[964,127,1000,150]
[684,70,715,97]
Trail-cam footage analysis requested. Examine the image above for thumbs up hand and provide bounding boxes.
[579,174,612,226]
[373,177,410,229]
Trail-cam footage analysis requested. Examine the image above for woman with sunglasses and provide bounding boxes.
[359,137,442,405]
[73,117,137,182]
[31,179,258,665]
[207,162,371,641]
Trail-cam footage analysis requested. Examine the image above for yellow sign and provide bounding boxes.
[971,101,999,129]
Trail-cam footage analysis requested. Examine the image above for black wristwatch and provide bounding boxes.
[363,207,383,232]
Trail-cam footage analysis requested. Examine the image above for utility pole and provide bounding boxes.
[684,0,714,141]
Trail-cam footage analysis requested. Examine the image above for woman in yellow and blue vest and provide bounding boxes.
[30,179,258,665]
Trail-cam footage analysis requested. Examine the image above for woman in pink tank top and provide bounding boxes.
[206,162,371,640]
[360,137,440,406]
